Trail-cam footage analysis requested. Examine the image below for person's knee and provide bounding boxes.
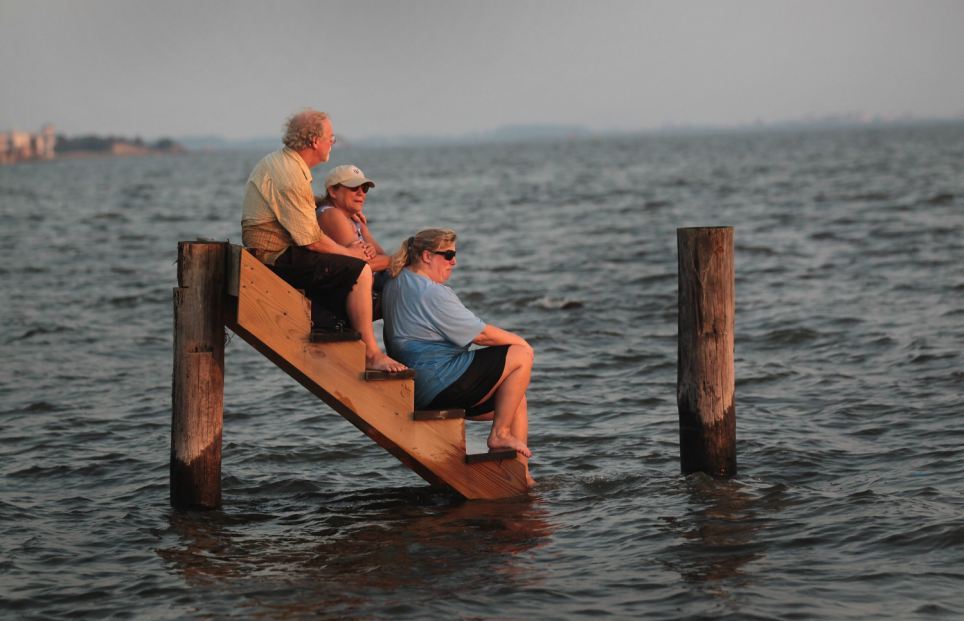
[507,343,534,371]
[355,264,373,288]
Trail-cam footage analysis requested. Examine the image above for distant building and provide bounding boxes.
[0,125,56,164]
[1,126,183,163]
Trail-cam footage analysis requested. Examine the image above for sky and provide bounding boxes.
[1,0,962,141]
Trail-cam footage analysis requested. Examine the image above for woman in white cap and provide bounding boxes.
[316,164,389,274]
[316,164,391,317]
[382,229,535,473]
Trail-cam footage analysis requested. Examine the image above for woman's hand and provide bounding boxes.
[349,240,376,261]
[342,240,367,261]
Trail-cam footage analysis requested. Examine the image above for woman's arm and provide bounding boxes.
[302,235,368,260]
[317,208,360,246]
[358,221,390,271]
[472,324,530,348]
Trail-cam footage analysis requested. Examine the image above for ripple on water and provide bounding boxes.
[3,125,964,620]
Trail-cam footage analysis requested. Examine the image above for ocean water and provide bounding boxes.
[1,123,962,620]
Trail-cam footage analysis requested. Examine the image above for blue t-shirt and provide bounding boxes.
[382,269,486,407]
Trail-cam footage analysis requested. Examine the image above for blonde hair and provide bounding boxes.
[283,108,330,150]
[388,228,457,277]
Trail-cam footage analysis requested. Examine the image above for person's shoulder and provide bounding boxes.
[268,148,311,186]
[251,148,287,176]
[397,269,430,292]
[316,205,337,222]
[316,206,336,226]
[257,147,287,164]
[422,278,459,304]
[249,148,273,170]
[258,147,301,168]
[396,268,419,286]
[318,207,354,235]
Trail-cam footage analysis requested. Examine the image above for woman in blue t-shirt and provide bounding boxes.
[381,229,534,463]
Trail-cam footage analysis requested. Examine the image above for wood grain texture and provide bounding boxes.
[677,227,737,477]
[171,242,226,509]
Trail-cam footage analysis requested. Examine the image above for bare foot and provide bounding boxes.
[366,351,407,373]
[487,431,531,458]
[526,473,537,488]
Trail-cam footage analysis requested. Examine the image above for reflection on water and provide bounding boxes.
[660,475,784,603]
[160,487,555,619]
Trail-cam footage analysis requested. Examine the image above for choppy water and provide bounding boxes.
[2,123,963,620]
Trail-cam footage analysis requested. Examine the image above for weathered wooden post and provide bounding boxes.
[171,241,227,508]
[677,226,736,477]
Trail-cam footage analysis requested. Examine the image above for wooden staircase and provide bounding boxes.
[224,245,529,500]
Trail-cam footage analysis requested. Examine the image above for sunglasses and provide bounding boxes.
[335,184,370,194]
[431,249,457,261]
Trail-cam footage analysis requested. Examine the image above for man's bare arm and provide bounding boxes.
[303,234,368,260]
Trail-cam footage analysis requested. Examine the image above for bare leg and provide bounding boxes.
[482,344,533,458]
[347,265,406,372]
[510,394,528,445]
[510,395,536,487]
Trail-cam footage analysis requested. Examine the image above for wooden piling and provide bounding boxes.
[677,227,736,477]
[171,241,227,509]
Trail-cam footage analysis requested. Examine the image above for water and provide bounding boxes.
[1,123,962,620]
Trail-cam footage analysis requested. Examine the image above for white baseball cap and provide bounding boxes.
[324,164,375,190]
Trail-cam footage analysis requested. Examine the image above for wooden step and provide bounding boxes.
[465,450,518,464]
[364,369,417,381]
[413,409,466,421]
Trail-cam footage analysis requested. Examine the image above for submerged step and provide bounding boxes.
[465,449,518,464]
[364,369,417,381]
[413,409,466,421]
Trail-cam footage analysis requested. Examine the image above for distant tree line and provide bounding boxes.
[55,134,183,152]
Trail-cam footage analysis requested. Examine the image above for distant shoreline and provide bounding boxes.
[56,134,185,157]
[179,116,964,151]
[53,146,185,160]
[0,146,186,166]
[6,117,961,165]
[0,128,186,165]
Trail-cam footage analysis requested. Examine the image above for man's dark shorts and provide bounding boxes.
[426,345,509,418]
[269,246,366,328]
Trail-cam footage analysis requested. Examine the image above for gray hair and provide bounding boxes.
[282,108,330,150]
[388,229,457,277]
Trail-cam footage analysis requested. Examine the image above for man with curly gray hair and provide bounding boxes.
[241,108,406,373]
[282,109,331,151]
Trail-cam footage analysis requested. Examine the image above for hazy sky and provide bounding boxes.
[1,0,962,140]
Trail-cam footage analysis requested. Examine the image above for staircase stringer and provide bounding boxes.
[225,246,529,499]
[225,312,451,487]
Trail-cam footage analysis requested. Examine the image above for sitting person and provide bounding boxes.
[316,164,389,316]
[240,108,405,373]
[381,229,535,464]
[316,164,389,271]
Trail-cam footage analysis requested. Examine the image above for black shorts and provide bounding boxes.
[426,345,509,418]
[269,246,366,327]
